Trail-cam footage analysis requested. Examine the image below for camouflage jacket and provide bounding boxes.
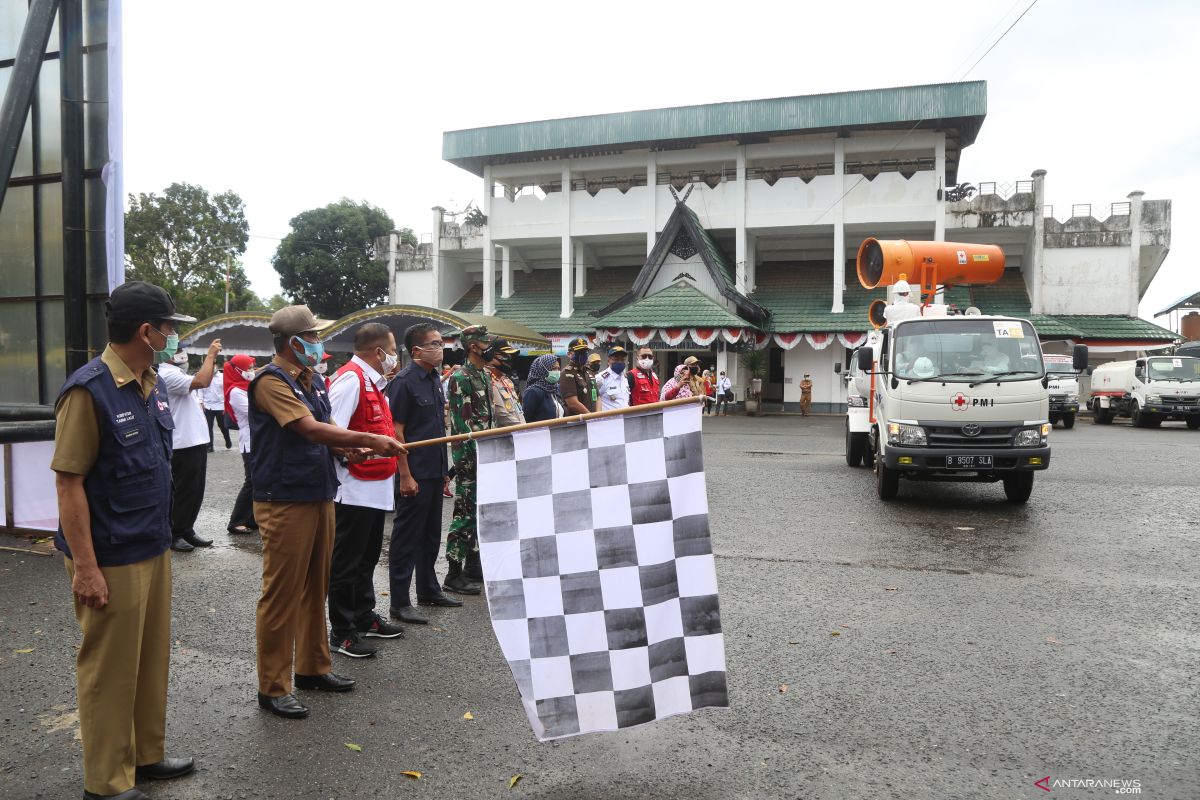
[447,361,494,435]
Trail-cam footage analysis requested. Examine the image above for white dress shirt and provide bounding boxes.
[201,372,224,410]
[229,386,251,453]
[157,362,210,449]
[595,366,631,410]
[328,355,395,511]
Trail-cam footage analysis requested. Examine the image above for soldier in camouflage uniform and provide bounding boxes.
[443,325,495,594]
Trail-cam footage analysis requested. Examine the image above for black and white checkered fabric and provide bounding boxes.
[476,403,728,741]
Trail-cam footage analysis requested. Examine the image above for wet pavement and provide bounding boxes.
[2,415,1197,799]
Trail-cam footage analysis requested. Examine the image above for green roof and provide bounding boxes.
[752,265,885,332]
[1053,315,1177,341]
[444,82,987,176]
[593,284,752,329]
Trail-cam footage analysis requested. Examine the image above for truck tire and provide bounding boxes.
[1061,413,1075,429]
[1131,402,1149,428]
[1003,472,1034,503]
[845,421,863,467]
[863,441,875,468]
[1092,400,1112,425]
[1188,417,1200,430]
[876,442,899,501]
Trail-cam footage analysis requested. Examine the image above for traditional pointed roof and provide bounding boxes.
[594,284,753,329]
[594,196,769,325]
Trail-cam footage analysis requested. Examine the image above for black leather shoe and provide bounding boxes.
[416,593,464,608]
[294,672,355,692]
[182,532,213,548]
[136,756,195,780]
[83,790,149,800]
[257,692,309,719]
[442,573,482,595]
[170,538,194,553]
[390,605,429,624]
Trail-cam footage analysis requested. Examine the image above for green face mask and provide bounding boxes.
[151,328,179,364]
[547,370,561,384]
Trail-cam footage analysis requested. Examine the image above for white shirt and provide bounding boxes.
[595,366,631,411]
[229,386,251,453]
[884,301,921,325]
[717,376,732,393]
[328,355,395,511]
[201,372,224,410]
[157,362,210,449]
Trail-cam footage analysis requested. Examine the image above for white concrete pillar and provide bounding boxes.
[833,139,846,313]
[1127,189,1144,318]
[746,235,757,293]
[934,134,946,242]
[647,153,657,255]
[501,244,512,299]
[482,165,495,316]
[574,239,587,297]
[1029,169,1047,314]
[735,146,747,293]
[562,164,574,318]
[430,206,444,307]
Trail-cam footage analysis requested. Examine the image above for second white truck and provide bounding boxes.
[1089,355,1200,428]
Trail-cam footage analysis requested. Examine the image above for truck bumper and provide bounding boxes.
[1144,404,1200,420]
[883,445,1050,475]
[1049,403,1079,414]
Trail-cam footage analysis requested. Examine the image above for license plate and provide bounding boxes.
[946,455,992,468]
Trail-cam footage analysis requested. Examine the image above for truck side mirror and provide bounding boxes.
[857,348,873,371]
[1086,366,1095,376]
[833,363,842,374]
[1072,344,1088,372]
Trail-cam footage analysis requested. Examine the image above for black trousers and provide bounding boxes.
[388,479,444,606]
[170,444,208,541]
[204,408,231,448]
[228,451,256,530]
[328,503,385,640]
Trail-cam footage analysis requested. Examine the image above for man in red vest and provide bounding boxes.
[628,345,662,406]
[326,323,406,659]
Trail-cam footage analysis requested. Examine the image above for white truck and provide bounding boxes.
[1088,355,1200,428]
[852,313,1088,503]
[1043,354,1082,428]
[843,338,876,467]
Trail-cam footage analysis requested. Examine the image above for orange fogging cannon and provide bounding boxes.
[857,239,1005,306]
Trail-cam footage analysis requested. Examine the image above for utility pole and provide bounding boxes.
[224,248,231,313]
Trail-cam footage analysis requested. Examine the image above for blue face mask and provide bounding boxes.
[611,361,626,374]
[290,335,325,367]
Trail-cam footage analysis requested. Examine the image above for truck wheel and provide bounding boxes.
[1049,415,1059,426]
[862,441,875,468]
[1061,413,1075,430]
[845,421,863,467]
[1131,403,1147,428]
[1003,472,1034,503]
[876,446,899,501]
[1091,401,1111,424]
[1188,417,1200,430]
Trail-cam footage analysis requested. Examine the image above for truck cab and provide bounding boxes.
[1090,355,1200,428]
[856,313,1088,503]
[1043,354,1081,428]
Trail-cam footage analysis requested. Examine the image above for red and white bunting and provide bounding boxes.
[658,328,690,346]
[838,332,868,348]
[752,331,772,350]
[805,332,834,351]
[690,328,720,346]
[773,333,803,351]
[721,328,744,343]
[626,327,656,346]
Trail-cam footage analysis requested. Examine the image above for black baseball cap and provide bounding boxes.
[105,281,196,324]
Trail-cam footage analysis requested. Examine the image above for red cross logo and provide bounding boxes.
[951,392,969,411]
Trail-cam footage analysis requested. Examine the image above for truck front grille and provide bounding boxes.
[925,425,1018,449]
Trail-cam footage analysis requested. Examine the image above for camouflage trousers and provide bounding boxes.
[446,441,478,565]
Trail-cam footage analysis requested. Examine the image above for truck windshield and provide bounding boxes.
[1146,357,1200,382]
[892,319,1043,382]
[1043,358,1076,375]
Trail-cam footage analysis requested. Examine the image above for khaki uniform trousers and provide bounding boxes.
[255,500,335,696]
[65,550,171,796]
[800,393,812,416]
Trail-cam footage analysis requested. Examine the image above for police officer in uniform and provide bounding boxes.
[595,344,631,410]
[250,306,404,720]
[52,281,197,800]
[560,336,597,414]
[486,337,525,427]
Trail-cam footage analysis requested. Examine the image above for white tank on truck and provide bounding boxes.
[847,238,1088,503]
[1088,356,1200,428]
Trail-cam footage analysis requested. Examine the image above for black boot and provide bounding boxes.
[442,560,481,595]
[464,550,484,582]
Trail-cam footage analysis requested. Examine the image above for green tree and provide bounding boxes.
[124,182,260,320]
[265,293,291,311]
[272,199,394,318]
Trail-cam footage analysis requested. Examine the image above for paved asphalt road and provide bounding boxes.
[1,414,1197,799]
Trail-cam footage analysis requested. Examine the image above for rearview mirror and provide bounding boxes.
[857,348,873,371]
[833,363,842,374]
[1072,344,1088,372]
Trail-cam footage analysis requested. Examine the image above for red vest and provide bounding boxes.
[332,361,397,481]
[630,368,661,406]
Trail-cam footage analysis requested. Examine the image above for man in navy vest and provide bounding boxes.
[250,305,404,720]
[52,281,197,800]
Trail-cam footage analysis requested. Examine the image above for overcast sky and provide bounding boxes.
[122,0,1198,324]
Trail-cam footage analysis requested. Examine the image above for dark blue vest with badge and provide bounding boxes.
[248,363,338,502]
[54,356,175,566]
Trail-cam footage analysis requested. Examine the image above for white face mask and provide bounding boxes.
[380,348,399,375]
[638,358,653,370]
[241,369,255,381]
[314,362,328,374]
[171,350,188,366]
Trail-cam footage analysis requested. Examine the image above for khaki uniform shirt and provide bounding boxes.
[488,369,525,427]
[560,363,597,413]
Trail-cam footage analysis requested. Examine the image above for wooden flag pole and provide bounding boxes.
[399,396,705,451]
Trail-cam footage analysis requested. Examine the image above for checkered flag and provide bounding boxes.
[475,402,729,741]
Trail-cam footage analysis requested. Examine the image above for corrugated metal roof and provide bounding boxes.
[594,285,752,329]
[444,82,987,176]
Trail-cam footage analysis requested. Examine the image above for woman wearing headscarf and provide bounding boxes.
[223,354,258,534]
[522,354,564,423]
[660,363,695,401]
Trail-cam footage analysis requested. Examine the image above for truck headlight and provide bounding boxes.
[887,422,927,446]
[1067,394,1079,403]
[1014,424,1050,447]
[847,395,867,408]
[1145,395,1161,404]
